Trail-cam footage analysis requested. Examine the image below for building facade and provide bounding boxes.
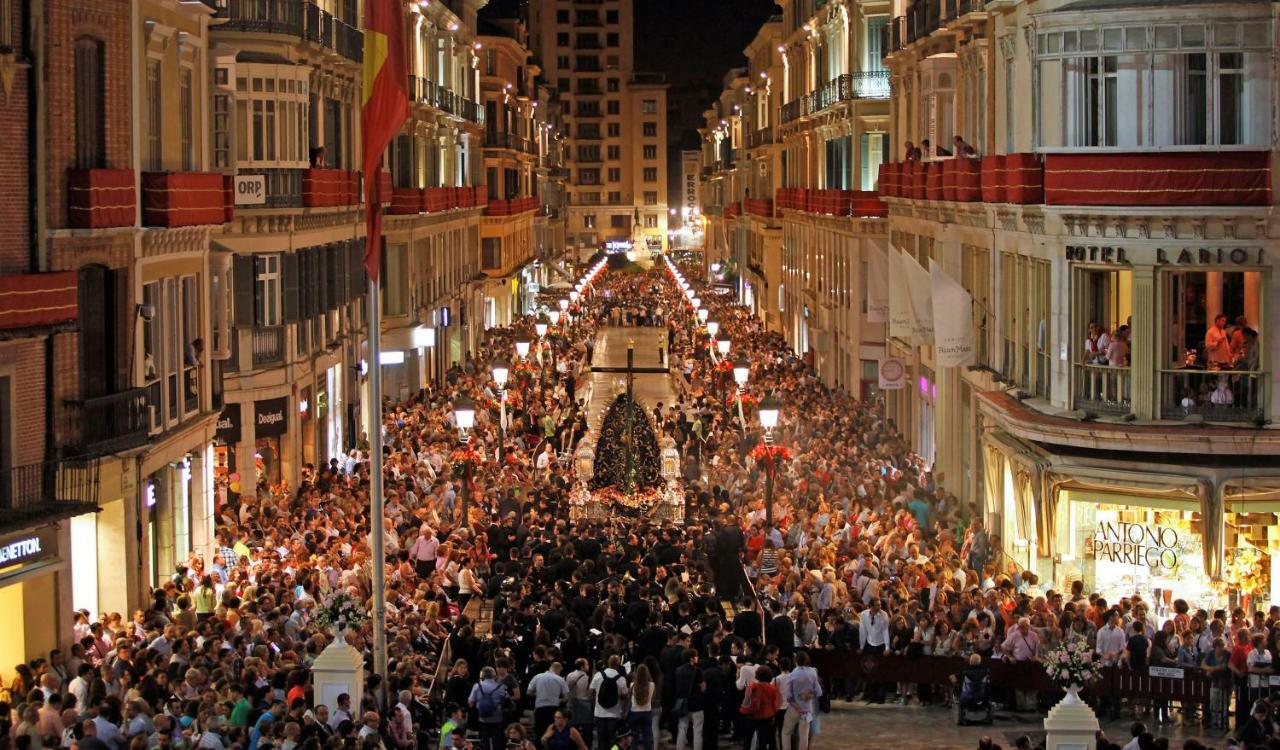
[878,0,1279,608]
[700,0,894,397]
[527,0,669,258]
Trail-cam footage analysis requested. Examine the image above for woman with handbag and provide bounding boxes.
[739,666,779,750]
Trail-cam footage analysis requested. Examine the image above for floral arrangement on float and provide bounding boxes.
[449,447,484,479]
[313,589,368,637]
[512,361,538,388]
[715,360,735,373]
[1043,640,1102,703]
[728,392,759,409]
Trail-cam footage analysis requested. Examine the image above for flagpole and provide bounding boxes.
[368,268,389,699]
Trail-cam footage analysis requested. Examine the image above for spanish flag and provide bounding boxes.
[362,0,409,283]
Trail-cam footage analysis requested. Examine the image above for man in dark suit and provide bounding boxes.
[765,601,795,659]
[714,519,744,598]
[732,600,763,644]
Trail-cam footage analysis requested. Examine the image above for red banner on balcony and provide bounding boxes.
[851,191,888,218]
[878,163,899,197]
[68,169,135,229]
[1044,151,1271,207]
[980,155,1005,203]
[926,163,944,201]
[953,158,981,202]
[388,186,422,215]
[1004,153,1044,204]
[303,168,355,208]
[141,172,230,227]
[0,271,78,329]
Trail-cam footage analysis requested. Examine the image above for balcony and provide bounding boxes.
[1073,363,1131,416]
[251,326,286,368]
[744,198,774,219]
[302,168,361,208]
[236,168,304,209]
[65,387,151,456]
[1043,151,1271,207]
[213,0,362,63]
[486,197,540,216]
[574,109,605,119]
[485,132,536,154]
[141,172,234,227]
[0,459,100,534]
[775,187,887,218]
[778,72,890,125]
[67,168,136,229]
[746,126,774,149]
[897,0,986,49]
[1160,369,1268,423]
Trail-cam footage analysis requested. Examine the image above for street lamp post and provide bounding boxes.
[453,395,476,525]
[514,335,531,361]
[491,359,510,461]
[715,334,732,390]
[732,356,750,434]
[757,394,781,527]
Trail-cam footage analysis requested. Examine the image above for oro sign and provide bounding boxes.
[234,174,266,206]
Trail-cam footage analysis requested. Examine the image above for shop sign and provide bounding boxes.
[1149,666,1184,679]
[1064,245,1264,266]
[1086,521,1180,569]
[254,397,289,438]
[878,358,907,390]
[215,403,241,445]
[0,526,57,571]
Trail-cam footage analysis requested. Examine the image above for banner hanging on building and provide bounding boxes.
[930,262,974,367]
[866,241,889,323]
[878,357,907,390]
[681,150,701,220]
[901,251,935,344]
[888,249,914,340]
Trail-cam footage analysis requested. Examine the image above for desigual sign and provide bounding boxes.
[1086,521,1180,569]
[255,397,288,438]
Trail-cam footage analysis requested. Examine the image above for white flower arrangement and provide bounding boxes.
[1043,639,1102,689]
[313,589,369,634]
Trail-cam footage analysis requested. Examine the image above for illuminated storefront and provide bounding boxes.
[0,525,68,667]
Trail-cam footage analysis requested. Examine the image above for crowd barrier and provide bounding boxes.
[806,651,1218,705]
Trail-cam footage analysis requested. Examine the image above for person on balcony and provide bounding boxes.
[903,141,921,162]
[1084,322,1111,365]
[1105,326,1130,368]
[953,136,978,158]
[1205,314,1233,368]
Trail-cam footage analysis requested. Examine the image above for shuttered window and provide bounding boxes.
[74,38,106,169]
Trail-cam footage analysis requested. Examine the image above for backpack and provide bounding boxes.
[476,683,501,721]
[596,669,620,709]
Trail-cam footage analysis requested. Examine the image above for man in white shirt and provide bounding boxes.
[858,600,890,703]
[589,655,628,750]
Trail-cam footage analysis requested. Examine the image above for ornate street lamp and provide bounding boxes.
[452,393,477,525]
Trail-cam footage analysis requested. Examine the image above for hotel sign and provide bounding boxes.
[1086,521,1180,569]
[0,526,57,571]
[1064,245,1264,266]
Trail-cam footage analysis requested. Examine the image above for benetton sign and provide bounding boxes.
[0,526,57,570]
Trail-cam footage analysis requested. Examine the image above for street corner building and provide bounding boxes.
[699,0,1280,614]
[0,0,570,662]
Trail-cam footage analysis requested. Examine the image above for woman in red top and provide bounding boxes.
[744,524,765,565]
[741,666,780,750]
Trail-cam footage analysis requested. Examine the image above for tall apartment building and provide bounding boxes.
[527,0,669,257]
[700,0,893,396]
[875,0,1279,603]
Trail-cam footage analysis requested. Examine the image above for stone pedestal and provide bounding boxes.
[311,637,364,714]
[1043,687,1100,750]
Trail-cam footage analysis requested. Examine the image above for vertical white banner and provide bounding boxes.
[930,262,975,367]
[866,242,889,323]
[888,249,915,340]
[901,251,935,344]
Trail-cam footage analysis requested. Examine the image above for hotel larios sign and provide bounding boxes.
[1064,245,1265,266]
[1085,520,1180,569]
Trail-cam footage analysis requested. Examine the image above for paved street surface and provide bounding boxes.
[819,700,1216,749]
[583,325,678,449]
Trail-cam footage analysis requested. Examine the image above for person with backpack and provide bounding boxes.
[469,667,510,750]
[589,655,628,750]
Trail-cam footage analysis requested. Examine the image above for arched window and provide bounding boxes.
[74,37,106,169]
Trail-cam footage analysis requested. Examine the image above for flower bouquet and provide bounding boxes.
[749,444,792,468]
[728,392,760,409]
[512,361,538,388]
[1043,640,1102,692]
[449,448,484,479]
[313,589,368,636]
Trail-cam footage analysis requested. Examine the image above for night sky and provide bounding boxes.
[633,0,779,76]
[481,0,780,81]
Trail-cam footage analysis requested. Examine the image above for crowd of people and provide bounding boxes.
[0,260,1266,750]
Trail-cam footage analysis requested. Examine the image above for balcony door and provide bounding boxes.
[78,265,121,399]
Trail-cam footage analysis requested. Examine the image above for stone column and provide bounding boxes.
[312,639,364,715]
[1043,690,1100,750]
[1129,265,1156,419]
